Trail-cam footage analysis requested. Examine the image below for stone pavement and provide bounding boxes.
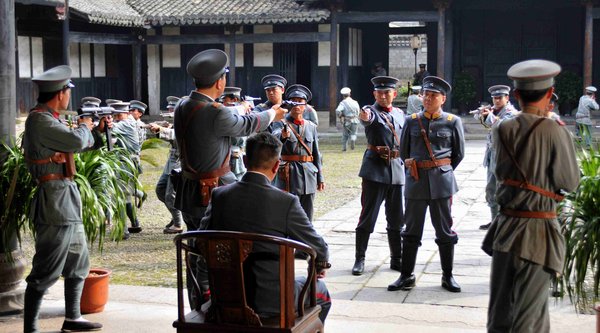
[0,140,596,333]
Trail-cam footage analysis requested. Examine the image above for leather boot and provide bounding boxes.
[352,231,370,275]
[387,241,418,291]
[387,230,402,271]
[439,243,461,292]
[126,203,142,233]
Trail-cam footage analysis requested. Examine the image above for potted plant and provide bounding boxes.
[554,71,583,116]
[80,268,112,314]
[560,145,600,313]
[452,71,476,115]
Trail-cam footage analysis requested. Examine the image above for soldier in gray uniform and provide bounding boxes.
[473,85,518,230]
[273,84,324,222]
[351,76,405,276]
[405,85,423,115]
[575,85,598,147]
[111,101,144,234]
[23,65,105,333]
[482,59,580,332]
[80,96,101,108]
[173,49,286,309]
[412,64,430,86]
[221,86,250,180]
[388,76,464,293]
[150,96,185,234]
[129,99,148,149]
[336,87,360,151]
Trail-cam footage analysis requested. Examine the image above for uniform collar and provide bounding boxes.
[422,110,441,120]
[190,91,215,102]
[33,104,60,119]
[376,104,393,112]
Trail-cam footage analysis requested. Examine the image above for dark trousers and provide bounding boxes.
[298,193,315,222]
[488,251,551,333]
[356,179,404,233]
[182,212,209,311]
[402,198,457,244]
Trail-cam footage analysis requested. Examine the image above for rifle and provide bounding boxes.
[77,106,115,150]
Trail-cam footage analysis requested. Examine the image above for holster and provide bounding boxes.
[405,158,419,181]
[277,162,291,192]
[198,177,219,207]
[368,145,399,166]
[64,152,76,177]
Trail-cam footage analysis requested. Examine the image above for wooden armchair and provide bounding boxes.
[172,230,324,333]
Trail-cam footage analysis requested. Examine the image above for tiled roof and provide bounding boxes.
[21,0,330,28]
[131,0,330,26]
[69,0,145,27]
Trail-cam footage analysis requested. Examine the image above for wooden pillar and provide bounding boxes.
[339,25,349,90]
[433,0,449,79]
[584,0,593,88]
[133,42,142,101]
[328,9,339,128]
[0,0,16,143]
[228,41,236,86]
[62,0,70,65]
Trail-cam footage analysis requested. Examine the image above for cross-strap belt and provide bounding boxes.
[26,152,76,184]
[416,158,451,169]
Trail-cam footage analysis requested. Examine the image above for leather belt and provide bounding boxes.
[416,158,451,169]
[37,173,73,184]
[281,155,314,162]
[182,164,231,181]
[366,144,400,159]
[26,152,67,165]
[501,179,565,201]
[500,208,557,219]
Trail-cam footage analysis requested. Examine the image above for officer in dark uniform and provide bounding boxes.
[254,74,287,133]
[273,84,324,222]
[413,64,430,86]
[388,76,465,293]
[173,49,286,309]
[352,76,405,276]
[23,65,105,333]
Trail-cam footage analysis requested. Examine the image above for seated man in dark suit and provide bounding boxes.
[201,132,331,323]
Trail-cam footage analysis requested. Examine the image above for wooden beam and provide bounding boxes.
[337,11,439,23]
[145,32,330,45]
[70,31,138,45]
[388,27,428,35]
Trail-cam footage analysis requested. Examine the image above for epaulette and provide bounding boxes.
[555,118,566,126]
[411,113,417,119]
[447,114,454,121]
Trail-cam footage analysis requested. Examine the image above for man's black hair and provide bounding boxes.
[37,89,64,104]
[245,132,282,169]
[194,73,226,90]
[516,88,551,104]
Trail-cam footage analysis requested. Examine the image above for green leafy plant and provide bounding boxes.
[1,135,139,256]
[560,145,600,312]
[452,71,476,105]
[555,71,583,105]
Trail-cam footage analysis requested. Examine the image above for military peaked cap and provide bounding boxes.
[261,74,287,89]
[81,96,101,108]
[32,65,75,93]
[419,63,427,68]
[285,84,312,102]
[223,87,242,98]
[111,102,130,113]
[411,85,422,92]
[585,86,597,93]
[166,96,181,109]
[105,99,122,106]
[340,87,351,95]
[371,76,400,91]
[129,100,147,112]
[186,49,229,86]
[422,76,451,95]
[507,59,561,91]
[488,85,510,97]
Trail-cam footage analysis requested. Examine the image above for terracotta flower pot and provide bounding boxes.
[595,304,600,333]
[80,268,111,314]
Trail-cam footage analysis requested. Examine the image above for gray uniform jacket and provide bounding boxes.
[201,171,329,316]
[336,97,360,126]
[358,104,405,185]
[173,91,271,217]
[401,111,465,200]
[273,116,324,194]
[575,95,599,125]
[406,95,423,115]
[255,102,284,133]
[474,103,518,168]
[23,105,102,225]
[483,113,580,273]
[112,116,141,155]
